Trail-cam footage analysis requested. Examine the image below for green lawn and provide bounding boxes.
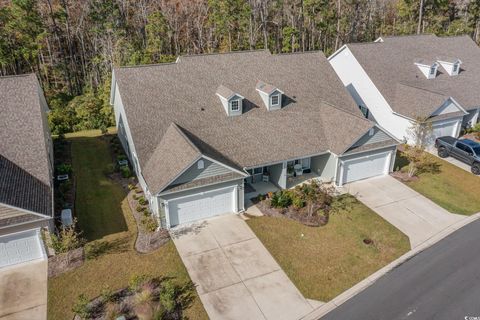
[48,129,208,320]
[395,151,480,215]
[246,196,410,302]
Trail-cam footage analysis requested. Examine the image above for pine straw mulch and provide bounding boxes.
[390,171,419,182]
[48,247,85,278]
[254,197,329,227]
[127,186,170,254]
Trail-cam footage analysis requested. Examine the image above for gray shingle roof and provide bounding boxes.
[347,35,479,118]
[142,123,202,193]
[0,74,52,218]
[114,50,375,192]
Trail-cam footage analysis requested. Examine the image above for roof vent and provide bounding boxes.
[414,59,438,79]
[216,85,244,116]
[256,80,284,111]
[437,58,462,76]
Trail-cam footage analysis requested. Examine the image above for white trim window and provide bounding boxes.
[197,159,204,169]
[230,99,240,111]
[429,66,437,76]
[270,94,280,106]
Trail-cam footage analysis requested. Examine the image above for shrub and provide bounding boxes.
[292,196,305,209]
[141,216,158,233]
[271,190,292,208]
[57,163,72,175]
[100,287,115,303]
[128,183,136,190]
[117,154,127,162]
[136,204,144,212]
[48,219,85,254]
[120,166,131,178]
[129,274,152,293]
[72,294,91,319]
[138,196,147,206]
[134,288,154,307]
[160,280,177,312]
[133,194,139,200]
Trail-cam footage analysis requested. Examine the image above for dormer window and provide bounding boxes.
[437,58,462,76]
[230,99,240,111]
[197,159,204,169]
[414,59,438,79]
[256,80,284,111]
[270,94,280,107]
[453,63,459,73]
[216,85,244,116]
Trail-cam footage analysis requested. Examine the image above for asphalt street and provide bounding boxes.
[323,219,480,320]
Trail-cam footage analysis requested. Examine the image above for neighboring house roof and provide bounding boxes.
[0,74,53,220]
[114,50,376,193]
[346,34,479,118]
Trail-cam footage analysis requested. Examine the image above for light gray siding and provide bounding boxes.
[348,127,392,151]
[269,162,286,189]
[171,158,235,186]
[311,153,337,182]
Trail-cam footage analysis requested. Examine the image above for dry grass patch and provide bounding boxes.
[395,151,480,215]
[246,195,410,302]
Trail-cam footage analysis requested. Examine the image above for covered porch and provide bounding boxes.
[244,152,337,193]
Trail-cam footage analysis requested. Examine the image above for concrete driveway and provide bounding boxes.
[0,259,47,319]
[342,176,465,248]
[171,214,313,320]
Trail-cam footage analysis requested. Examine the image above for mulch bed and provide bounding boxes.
[127,186,170,254]
[48,247,85,278]
[254,198,328,227]
[390,171,419,182]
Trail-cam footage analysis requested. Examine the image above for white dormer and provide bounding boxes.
[256,80,284,111]
[216,85,244,116]
[414,59,438,79]
[437,58,462,76]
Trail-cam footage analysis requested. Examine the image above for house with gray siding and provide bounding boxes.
[0,74,53,320]
[110,50,399,229]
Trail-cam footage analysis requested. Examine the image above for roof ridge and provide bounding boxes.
[180,49,270,59]
[0,73,37,80]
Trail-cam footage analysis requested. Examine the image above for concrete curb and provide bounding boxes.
[300,211,480,320]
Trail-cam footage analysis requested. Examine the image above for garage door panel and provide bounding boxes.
[342,152,390,184]
[168,186,235,227]
[431,121,458,144]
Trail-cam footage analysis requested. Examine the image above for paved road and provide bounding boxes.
[323,219,480,320]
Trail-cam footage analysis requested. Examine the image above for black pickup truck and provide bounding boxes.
[435,137,480,175]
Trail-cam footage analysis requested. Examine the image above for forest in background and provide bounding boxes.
[1,0,480,133]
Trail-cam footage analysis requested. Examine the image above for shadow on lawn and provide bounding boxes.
[68,135,129,241]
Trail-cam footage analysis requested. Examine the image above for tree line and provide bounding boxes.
[1,0,479,133]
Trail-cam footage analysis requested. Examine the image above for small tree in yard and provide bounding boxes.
[403,117,436,178]
[49,219,85,264]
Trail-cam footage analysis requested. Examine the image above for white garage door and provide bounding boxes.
[432,121,457,140]
[168,186,236,227]
[342,151,390,184]
[0,229,46,268]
